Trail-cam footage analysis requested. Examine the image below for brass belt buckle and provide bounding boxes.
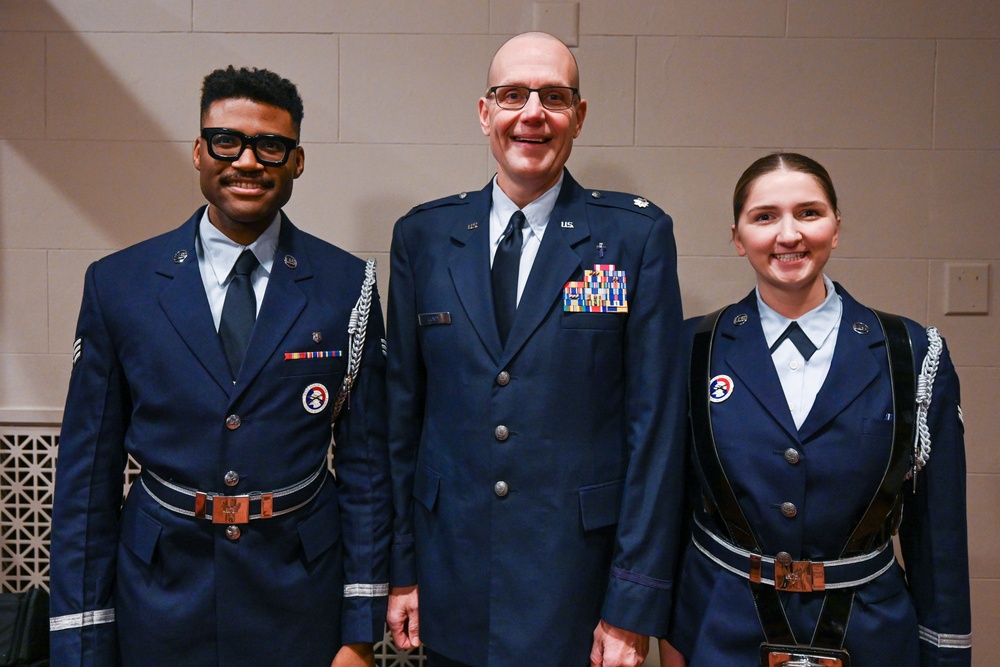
[211,495,249,524]
[760,644,850,667]
[774,554,825,592]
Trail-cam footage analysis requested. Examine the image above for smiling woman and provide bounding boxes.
[661,153,972,667]
[731,160,841,318]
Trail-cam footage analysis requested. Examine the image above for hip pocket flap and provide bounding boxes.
[120,508,162,565]
[579,479,625,531]
[298,499,341,564]
[413,465,441,512]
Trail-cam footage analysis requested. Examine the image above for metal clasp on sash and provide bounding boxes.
[775,554,825,592]
[761,644,850,667]
[212,496,249,524]
[194,493,267,524]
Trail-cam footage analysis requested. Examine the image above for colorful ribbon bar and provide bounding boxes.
[563,264,629,313]
[284,350,343,360]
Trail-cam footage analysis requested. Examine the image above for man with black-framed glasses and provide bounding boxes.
[50,65,390,667]
[386,32,687,667]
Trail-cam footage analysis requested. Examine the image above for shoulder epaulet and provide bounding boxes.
[402,191,473,218]
[584,189,665,219]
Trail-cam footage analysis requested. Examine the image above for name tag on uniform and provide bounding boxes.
[418,312,452,326]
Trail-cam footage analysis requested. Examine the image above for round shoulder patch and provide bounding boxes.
[302,383,330,414]
[709,375,734,403]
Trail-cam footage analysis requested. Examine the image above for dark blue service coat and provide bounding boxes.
[670,285,972,666]
[387,171,688,666]
[49,209,390,666]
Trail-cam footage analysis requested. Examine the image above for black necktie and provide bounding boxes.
[219,250,259,379]
[492,210,526,347]
[769,321,817,361]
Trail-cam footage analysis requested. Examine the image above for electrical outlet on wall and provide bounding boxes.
[944,262,990,315]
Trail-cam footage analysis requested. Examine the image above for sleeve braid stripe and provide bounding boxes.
[343,583,389,598]
[50,608,116,632]
[918,626,972,649]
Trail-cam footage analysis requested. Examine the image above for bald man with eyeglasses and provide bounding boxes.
[385,33,688,667]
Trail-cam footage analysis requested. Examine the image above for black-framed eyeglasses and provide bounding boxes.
[487,86,579,111]
[200,128,299,166]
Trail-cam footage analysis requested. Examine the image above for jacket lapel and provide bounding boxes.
[233,213,308,397]
[448,183,501,361]
[500,173,589,366]
[719,293,801,443]
[156,208,234,394]
[797,286,882,441]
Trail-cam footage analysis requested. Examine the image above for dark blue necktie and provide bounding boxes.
[219,250,259,379]
[492,210,526,347]
[769,321,817,361]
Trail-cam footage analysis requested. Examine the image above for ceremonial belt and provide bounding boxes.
[690,307,915,665]
[691,516,896,592]
[140,463,327,525]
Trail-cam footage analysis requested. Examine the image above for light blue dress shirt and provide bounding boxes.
[757,275,842,428]
[489,174,563,306]
[196,209,280,331]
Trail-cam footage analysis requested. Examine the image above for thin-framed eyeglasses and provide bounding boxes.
[200,128,299,167]
[486,86,579,111]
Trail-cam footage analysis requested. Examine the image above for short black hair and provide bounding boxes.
[200,66,304,133]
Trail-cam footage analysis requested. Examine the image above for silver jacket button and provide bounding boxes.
[225,525,241,540]
[225,414,241,430]
[494,481,509,497]
[784,448,801,465]
[780,502,798,518]
[224,470,240,487]
[496,371,511,386]
[495,425,510,441]
[776,551,793,566]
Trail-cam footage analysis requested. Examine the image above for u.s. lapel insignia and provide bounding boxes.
[467,222,478,230]
[284,254,298,269]
[709,375,734,402]
[853,322,870,334]
[173,250,188,264]
[561,221,574,228]
[72,337,83,368]
[633,197,650,208]
[734,313,748,326]
[563,264,628,313]
[302,383,329,414]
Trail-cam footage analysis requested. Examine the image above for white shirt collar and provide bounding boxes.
[490,173,563,244]
[758,275,842,350]
[198,209,280,285]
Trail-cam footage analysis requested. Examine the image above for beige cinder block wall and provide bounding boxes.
[1,1,997,663]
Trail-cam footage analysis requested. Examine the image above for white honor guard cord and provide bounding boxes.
[908,326,942,489]
[331,257,376,425]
